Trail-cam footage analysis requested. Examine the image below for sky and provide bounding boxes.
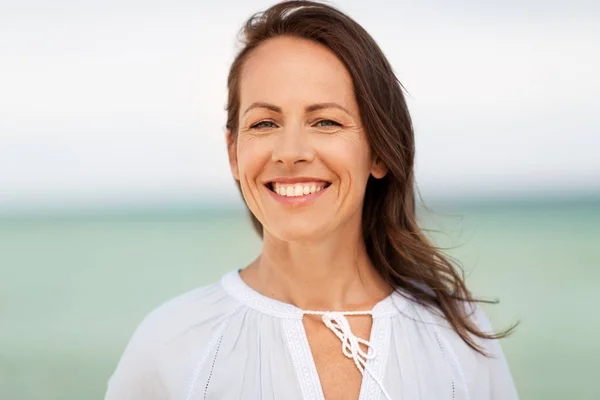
[1,0,599,213]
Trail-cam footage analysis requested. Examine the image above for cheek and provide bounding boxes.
[236,137,270,178]
[320,136,371,184]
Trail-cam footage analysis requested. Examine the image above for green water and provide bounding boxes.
[0,201,599,399]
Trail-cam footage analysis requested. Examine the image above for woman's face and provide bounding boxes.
[229,36,386,242]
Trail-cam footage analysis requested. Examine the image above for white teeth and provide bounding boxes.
[273,182,327,197]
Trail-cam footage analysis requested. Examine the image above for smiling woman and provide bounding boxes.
[230,35,387,242]
[104,1,518,399]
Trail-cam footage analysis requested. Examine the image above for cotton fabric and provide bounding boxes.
[105,269,518,400]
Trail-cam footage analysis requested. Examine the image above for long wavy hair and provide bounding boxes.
[225,0,515,355]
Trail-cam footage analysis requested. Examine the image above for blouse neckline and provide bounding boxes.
[220,269,407,320]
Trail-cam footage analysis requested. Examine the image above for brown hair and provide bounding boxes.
[225,0,516,355]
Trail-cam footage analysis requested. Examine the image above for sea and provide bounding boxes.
[1,197,598,399]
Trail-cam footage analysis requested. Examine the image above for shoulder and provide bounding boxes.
[392,292,518,399]
[105,272,242,400]
[135,277,239,342]
[392,285,509,357]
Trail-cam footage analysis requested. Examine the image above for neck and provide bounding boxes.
[240,222,392,311]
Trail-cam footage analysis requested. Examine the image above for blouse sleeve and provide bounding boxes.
[104,314,169,400]
[472,305,519,399]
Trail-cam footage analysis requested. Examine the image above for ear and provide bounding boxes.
[370,155,388,179]
[226,129,240,181]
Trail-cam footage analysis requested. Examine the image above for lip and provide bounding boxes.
[266,176,331,184]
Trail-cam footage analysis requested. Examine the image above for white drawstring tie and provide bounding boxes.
[303,310,393,400]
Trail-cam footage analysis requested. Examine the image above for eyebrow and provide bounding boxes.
[242,101,352,117]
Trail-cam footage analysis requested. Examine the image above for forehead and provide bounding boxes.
[239,36,356,109]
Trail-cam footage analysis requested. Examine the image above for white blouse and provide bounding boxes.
[105,270,518,400]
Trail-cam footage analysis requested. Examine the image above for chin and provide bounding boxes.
[266,219,330,243]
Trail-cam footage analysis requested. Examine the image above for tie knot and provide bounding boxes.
[301,309,393,400]
[320,312,376,372]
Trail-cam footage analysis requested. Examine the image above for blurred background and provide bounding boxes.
[1,0,599,399]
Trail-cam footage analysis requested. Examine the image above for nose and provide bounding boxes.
[271,125,314,167]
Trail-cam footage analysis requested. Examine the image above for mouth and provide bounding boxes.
[265,181,332,197]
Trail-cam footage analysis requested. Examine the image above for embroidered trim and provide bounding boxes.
[220,271,303,319]
[416,302,470,400]
[203,335,223,399]
[185,305,241,400]
[282,319,325,400]
[220,270,404,319]
[434,327,471,400]
[360,317,392,400]
[433,331,457,399]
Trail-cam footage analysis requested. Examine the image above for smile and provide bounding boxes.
[265,179,332,204]
[268,181,330,197]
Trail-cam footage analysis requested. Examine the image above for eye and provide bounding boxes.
[250,120,278,129]
[315,119,342,128]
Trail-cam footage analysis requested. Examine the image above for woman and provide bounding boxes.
[105,1,518,399]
